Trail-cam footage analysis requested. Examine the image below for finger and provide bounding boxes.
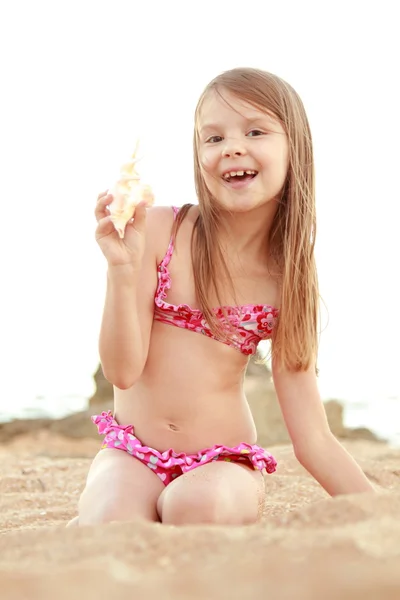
[97,189,109,201]
[95,214,116,238]
[94,193,113,222]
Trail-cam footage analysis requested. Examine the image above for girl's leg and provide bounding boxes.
[74,448,164,526]
[157,461,266,526]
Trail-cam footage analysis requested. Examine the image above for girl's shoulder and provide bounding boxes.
[145,204,198,266]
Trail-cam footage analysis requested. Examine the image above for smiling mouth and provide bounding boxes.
[222,170,258,183]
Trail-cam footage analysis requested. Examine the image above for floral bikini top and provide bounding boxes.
[153,206,279,356]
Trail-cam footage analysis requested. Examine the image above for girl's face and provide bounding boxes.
[197,90,289,213]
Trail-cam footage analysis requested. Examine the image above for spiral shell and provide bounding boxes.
[108,143,154,238]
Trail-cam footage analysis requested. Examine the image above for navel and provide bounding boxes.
[168,423,179,432]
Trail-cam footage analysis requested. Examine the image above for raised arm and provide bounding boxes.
[99,206,172,389]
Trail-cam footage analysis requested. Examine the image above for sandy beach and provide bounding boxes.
[1,429,399,599]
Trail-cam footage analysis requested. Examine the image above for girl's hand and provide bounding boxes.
[94,191,147,268]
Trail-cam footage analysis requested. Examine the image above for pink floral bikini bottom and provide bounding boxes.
[92,411,277,486]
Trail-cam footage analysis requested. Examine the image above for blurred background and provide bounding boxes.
[0,0,399,445]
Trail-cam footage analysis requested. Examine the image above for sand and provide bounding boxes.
[1,430,400,599]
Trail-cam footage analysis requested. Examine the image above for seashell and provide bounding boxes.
[108,142,154,238]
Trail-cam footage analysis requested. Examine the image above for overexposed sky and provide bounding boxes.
[0,0,399,413]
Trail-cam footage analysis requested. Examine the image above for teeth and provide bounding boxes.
[223,170,257,180]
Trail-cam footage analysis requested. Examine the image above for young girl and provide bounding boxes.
[72,67,374,527]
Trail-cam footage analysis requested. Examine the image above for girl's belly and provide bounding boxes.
[113,375,258,454]
[111,324,259,453]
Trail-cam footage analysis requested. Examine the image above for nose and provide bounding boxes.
[221,137,247,158]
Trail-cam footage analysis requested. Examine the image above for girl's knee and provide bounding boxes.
[77,489,128,526]
[76,449,163,525]
[161,486,253,526]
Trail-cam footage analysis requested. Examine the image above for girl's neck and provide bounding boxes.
[218,201,278,264]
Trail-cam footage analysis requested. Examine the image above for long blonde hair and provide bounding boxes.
[174,67,319,372]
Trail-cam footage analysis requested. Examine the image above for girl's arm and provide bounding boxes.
[99,207,170,389]
[271,361,375,495]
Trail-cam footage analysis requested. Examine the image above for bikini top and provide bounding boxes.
[153,206,279,356]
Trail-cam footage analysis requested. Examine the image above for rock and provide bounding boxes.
[88,364,113,409]
[343,427,382,442]
[48,403,111,440]
[0,419,52,444]
[324,400,347,437]
[244,359,382,446]
[245,359,290,447]
[245,356,272,378]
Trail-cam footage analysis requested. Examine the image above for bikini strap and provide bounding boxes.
[159,206,180,269]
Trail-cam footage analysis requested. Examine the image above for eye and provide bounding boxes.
[205,135,223,143]
[247,129,265,137]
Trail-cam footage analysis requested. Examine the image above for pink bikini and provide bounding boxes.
[92,411,277,486]
[92,206,278,485]
[154,206,279,356]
